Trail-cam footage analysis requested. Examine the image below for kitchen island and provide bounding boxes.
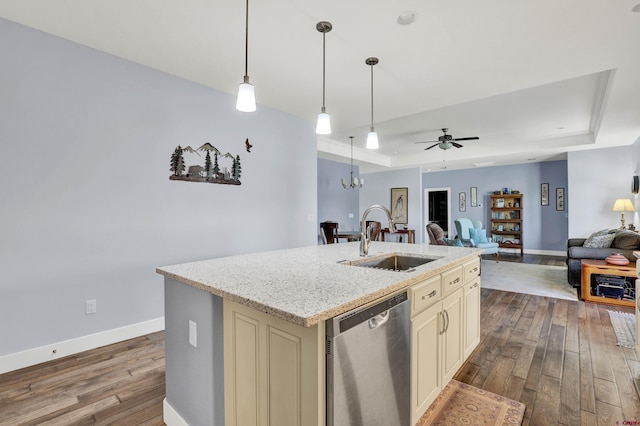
[157,242,483,426]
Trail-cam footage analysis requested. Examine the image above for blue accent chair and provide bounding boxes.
[454,218,500,262]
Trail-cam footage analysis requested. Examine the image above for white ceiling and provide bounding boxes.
[2,0,639,173]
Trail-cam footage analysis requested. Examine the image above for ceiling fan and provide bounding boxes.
[415,128,479,150]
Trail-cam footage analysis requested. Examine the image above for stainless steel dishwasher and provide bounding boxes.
[326,291,410,426]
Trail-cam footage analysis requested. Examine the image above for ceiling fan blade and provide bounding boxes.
[424,143,439,150]
[415,140,439,144]
[452,142,463,148]
[451,136,479,141]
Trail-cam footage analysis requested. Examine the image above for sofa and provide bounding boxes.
[566,229,640,288]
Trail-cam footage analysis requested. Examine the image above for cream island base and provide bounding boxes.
[157,242,482,426]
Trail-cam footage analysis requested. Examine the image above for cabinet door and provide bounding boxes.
[224,300,325,426]
[441,288,464,384]
[411,302,442,425]
[464,278,481,358]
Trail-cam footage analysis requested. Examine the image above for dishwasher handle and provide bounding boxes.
[368,311,390,329]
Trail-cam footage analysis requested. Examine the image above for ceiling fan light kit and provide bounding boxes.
[316,21,333,135]
[366,57,379,149]
[236,0,256,112]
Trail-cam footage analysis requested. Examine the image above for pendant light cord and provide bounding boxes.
[370,63,374,128]
[322,31,326,109]
[244,0,249,78]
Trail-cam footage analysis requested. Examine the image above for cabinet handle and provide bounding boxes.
[450,277,460,285]
[470,282,479,289]
[439,312,446,335]
[422,290,437,300]
[471,267,478,273]
[443,309,450,333]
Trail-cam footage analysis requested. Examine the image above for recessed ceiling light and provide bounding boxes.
[557,126,565,130]
[397,11,417,25]
[632,3,640,12]
[527,158,537,161]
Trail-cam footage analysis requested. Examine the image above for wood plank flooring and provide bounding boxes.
[1,254,638,425]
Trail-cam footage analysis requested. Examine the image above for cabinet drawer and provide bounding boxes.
[411,275,441,316]
[463,258,481,283]
[442,266,463,295]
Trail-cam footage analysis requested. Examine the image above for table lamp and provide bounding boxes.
[612,198,636,229]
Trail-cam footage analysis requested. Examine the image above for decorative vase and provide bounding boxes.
[605,253,629,266]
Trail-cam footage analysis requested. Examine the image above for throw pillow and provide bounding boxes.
[468,228,489,244]
[583,229,615,248]
[444,238,464,247]
[611,230,640,250]
[583,232,616,248]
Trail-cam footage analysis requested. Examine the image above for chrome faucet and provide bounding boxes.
[360,204,397,256]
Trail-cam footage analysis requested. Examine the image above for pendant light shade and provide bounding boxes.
[236,77,256,112]
[316,21,332,135]
[236,0,256,112]
[365,57,379,149]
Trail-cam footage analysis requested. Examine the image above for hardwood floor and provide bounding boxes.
[0,332,166,425]
[1,254,638,425]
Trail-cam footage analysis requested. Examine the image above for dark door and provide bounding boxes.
[428,190,449,236]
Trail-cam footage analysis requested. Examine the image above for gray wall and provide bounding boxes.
[567,145,634,237]
[0,18,317,356]
[359,167,424,243]
[421,161,568,252]
[317,158,360,241]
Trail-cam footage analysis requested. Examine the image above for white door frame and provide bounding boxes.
[424,187,452,242]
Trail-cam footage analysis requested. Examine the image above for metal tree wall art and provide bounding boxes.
[169,140,249,186]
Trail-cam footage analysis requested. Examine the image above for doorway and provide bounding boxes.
[424,188,451,238]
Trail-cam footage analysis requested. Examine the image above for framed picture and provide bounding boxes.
[470,187,478,207]
[459,192,466,212]
[390,187,408,224]
[541,183,549,206]
[556,187,565,211]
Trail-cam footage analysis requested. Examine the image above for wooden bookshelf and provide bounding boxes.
[490,194,523,255]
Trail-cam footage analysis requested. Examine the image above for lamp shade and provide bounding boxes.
[316,112,331,134]
[366,130,379,149]
[612,198,636,212]
[236,81,256,112]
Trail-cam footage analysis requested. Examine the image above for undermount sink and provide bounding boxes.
[342,254,439,272]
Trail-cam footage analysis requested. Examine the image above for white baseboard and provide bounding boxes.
[492,248,565,257]
[164,399,189,426]
[0,317,164,375]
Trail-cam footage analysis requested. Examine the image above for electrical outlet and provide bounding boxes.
[189,320,197,347]
[348,213,354,218]
[85,300,97,315]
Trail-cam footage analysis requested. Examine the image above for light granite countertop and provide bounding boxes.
[157,242,482,327]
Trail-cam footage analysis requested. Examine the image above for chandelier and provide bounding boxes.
[342,137,364,189]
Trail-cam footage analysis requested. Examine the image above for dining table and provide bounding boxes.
[381,228,416,244]
[337,231,361,242]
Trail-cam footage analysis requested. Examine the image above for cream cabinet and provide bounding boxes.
[223,299,325,426]
[410,256,481,425]
[464,278,481,358]
[410,288,463,425]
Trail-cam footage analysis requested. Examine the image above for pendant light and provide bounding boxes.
[236,0,256,112]
[342,136,364,189]
[316,21,332,134]
[365,57,379,149]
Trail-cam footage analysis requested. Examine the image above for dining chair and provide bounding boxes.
[320,221,339,244]
[366,220,382,241]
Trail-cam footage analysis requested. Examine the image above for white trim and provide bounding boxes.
[0,317,164,375]
[164,398,190,426]
[494,248,565,257]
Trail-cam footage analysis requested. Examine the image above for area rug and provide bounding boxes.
[608,310,636,348]
[480,261,577,301]
[416,379,525,425]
